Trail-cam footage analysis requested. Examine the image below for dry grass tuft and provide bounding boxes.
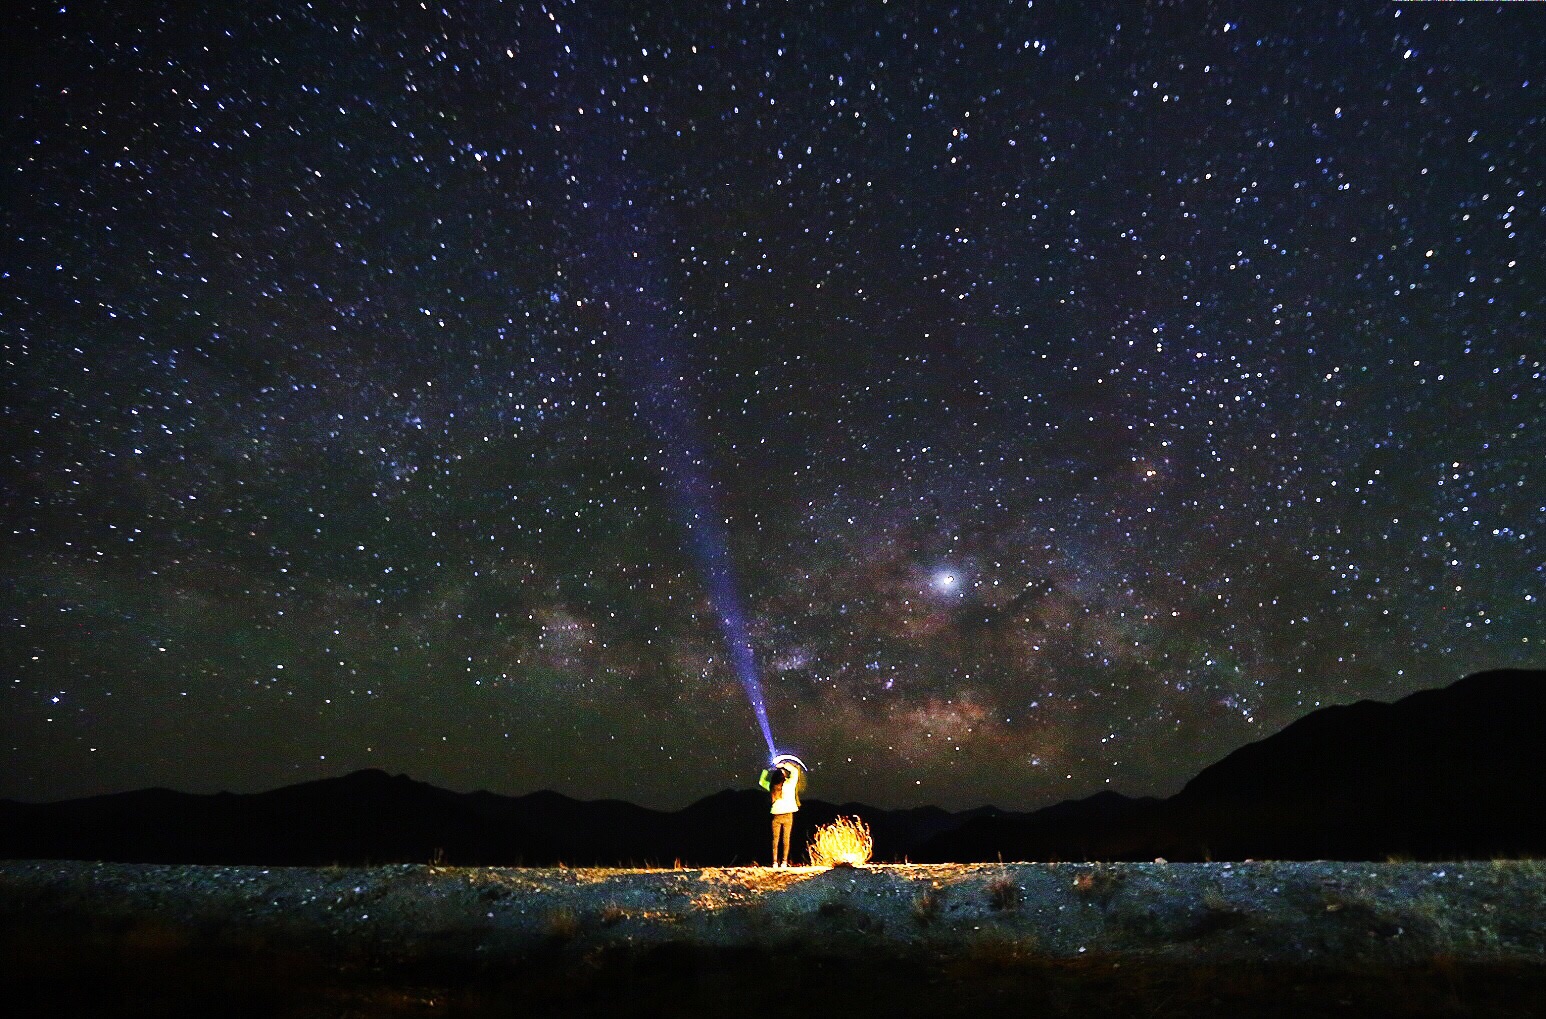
[1071,867,1124,907]
[986,875,1022,911]
[911,887,944,927]
[807,815,874,869]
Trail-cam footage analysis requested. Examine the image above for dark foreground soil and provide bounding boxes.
[3,859,1544,1017]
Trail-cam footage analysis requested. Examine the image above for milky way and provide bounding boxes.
[3,1,1540,810]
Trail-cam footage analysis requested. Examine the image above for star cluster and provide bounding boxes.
[3,1,1540,810]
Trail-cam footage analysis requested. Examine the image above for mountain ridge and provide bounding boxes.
[916,667,1545,861]
[3,668,1541,864]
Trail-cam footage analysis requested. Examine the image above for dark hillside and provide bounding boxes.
[4,669,1542,865]
[918,668,1546,862]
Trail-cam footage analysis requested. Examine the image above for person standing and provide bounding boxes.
[760,758,804,867]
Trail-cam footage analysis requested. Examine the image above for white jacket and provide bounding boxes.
[770,767,801,815]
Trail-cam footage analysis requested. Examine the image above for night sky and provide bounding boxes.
[3,1,1541,812]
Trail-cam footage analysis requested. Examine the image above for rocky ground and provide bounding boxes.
[3,858,1545,1017]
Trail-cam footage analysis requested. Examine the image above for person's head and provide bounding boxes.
[771,754,805,776]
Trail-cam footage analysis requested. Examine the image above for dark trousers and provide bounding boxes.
[771,812,794,864]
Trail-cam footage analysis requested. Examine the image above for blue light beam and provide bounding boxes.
[633,347,778,761]
[569,178,778,760]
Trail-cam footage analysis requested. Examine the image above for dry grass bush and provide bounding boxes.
[544,907,580,943]
[1188,896,1251,939]
[911,887,944,927]
[1201,889,1234,914]
[1071,867,1124,908]
[986,875,1022,911]
[807,815,874,868]
[1316,887,1407,942]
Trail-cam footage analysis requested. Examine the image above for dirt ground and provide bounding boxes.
[4,858,1544,1016]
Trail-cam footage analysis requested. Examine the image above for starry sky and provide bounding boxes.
[3,1,1541,811]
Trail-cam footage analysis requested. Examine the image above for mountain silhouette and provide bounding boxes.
[916,668,1546,861]
[0,769,986,867]
[2,668,1541,865]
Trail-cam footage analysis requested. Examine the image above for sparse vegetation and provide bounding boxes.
[911,886,943,926]
[1071,866,1124,908]
[5,859,1546,1016]
[1197,887,1245,931]
[807,815,874,868]
[1493,856,1546,882]
[986,875,1021,911]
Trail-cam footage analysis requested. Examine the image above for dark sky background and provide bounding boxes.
[2,1,1540,811]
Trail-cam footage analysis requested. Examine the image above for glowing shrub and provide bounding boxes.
[807,815,874,868]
